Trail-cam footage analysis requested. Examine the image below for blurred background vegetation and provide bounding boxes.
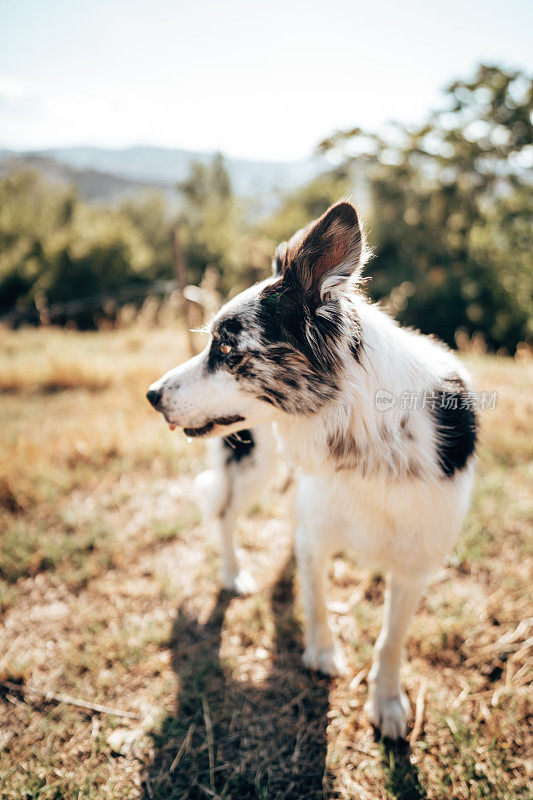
[1,64,531,353]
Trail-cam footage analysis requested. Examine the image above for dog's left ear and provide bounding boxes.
[272,241,287,276]
[284,201,363,303]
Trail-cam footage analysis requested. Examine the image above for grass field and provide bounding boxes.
[0,325,531,800]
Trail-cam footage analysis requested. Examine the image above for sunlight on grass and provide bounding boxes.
[0,328,531,800]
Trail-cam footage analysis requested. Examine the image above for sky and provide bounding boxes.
[1,0,532,162]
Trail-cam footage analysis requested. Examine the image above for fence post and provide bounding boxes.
[171,226,196,357]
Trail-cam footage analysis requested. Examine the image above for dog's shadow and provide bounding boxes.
[144,556,427,800]
[145,556,332,799]
[379,739,427,800]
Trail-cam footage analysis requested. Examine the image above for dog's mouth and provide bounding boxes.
[180,414,246,438]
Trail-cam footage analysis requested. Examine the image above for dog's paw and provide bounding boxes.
[364,690,410,740]
[303,644,347,677]
[222,569,257,596]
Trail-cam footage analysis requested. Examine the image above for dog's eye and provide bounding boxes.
[220,343,232,355]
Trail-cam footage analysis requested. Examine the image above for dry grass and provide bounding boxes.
[0,327,531,799]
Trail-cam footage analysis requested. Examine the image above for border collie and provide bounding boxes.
[146,200,477,739]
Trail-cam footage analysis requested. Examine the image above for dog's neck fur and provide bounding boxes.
[275,290,462,483]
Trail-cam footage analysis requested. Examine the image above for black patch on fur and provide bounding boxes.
[349,337,362,363]
[207,339,246,374]
[234,358,257,381]
[207,315,247,373]
[206,341,224,372]
[256,280,344,376]
[222,317,243,336]
[282,376,300,389]
[208,268,362,415]
[431,375,477,477]
[223,430,255,463]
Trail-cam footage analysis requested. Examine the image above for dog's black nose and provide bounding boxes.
[146,388,162,409]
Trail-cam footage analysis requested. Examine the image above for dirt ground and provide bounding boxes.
[0,326,531,799]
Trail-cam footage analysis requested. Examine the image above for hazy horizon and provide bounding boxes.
[0,142,325,166]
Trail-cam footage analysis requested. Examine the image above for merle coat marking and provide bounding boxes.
[147,200,477,740]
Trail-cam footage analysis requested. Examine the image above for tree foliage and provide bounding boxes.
[176,153,249,293]
[0,65,530,349]
[0,170,174,315]
[319,64,533,351]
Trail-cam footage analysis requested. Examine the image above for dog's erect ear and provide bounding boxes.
[283,201,363,302]
[272,241,287,276]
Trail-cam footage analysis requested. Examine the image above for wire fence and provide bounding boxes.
[0,279,180,328]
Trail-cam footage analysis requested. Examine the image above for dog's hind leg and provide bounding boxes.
[365,572,427,740]
[194,425,276,595]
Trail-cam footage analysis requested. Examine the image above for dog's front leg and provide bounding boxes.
[216,508,256,595]
[365,572,426,740]
[296,525,346,676]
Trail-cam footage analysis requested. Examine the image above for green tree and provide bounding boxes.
[119,191,174,282]
[0,169,171,318]
[256,167,353,250]
[319,64,533,352]
[176,154,249,293]
[0,170,75,309]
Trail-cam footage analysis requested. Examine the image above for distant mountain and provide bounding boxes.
[0,146,328,208]
[0,153,166,203]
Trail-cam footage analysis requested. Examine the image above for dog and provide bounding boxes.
[146,200,477,739]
